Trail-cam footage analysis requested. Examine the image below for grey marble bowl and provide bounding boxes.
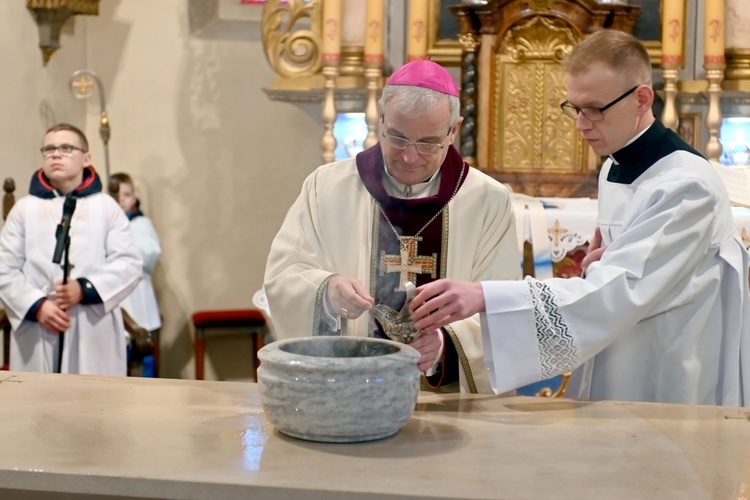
[257,336,421,443]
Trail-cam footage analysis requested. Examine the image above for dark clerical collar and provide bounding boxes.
[607,120,704,185]
[355,143,467,211]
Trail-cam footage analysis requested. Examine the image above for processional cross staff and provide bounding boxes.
[69,69,111,183]
[52,195,77,373]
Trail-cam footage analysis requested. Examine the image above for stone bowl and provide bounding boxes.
[257,336,421,443]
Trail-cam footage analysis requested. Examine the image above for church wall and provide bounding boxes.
[0,2,87,190]
[0,0,323,380]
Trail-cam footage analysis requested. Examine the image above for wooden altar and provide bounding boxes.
[449,0,642,197]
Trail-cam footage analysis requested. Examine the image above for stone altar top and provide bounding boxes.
[0,371,748,499]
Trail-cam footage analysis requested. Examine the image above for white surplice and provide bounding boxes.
[120,215,162,331]
[265,156,520,393]
[481,142,750,406]
[0,193,142,375]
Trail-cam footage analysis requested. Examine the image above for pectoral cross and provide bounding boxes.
[380,236,437,292]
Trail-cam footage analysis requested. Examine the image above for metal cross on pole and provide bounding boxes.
[69,69,111,183]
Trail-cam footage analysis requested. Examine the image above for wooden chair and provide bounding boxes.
[122,308,155,375]
[192,309,266,381]
[0,177,153,375]
[0,309,9,371]
[1,178,15,370]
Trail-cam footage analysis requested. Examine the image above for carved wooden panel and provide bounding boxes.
[449,0,642,197]
[491,17,592,176]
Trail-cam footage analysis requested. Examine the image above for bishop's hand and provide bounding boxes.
[409,329,442,372]
[327,275,374,320]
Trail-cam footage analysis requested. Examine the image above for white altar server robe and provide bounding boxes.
[120,215,162,331]
[0,193,142,375]
[482,150,750,406]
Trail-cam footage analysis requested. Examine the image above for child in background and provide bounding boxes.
[108,173,162,374]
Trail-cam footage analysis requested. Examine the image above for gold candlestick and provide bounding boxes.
[661,65,680,131]
[321,65,339,164]
[364,67,380,150]
[704,66,725,162]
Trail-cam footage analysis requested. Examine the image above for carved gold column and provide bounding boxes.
[704,0,726,161]
[457,33,480,165]
[321,0,342,163]
[363,0,384,149]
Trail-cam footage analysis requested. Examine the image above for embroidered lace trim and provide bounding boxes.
[526,277,580,378]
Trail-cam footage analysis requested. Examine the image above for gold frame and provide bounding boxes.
[427,0,462,67]
[677,112,701,150]
[628,0,666,67]
[426,0,666,68]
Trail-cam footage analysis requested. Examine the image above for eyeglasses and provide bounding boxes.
[560,86,639,122]
[40,144,87,158]
[381,123,451,156]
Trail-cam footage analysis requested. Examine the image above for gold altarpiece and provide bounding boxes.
[450,0,641,197]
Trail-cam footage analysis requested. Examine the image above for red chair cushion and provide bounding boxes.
[192,309,265,329]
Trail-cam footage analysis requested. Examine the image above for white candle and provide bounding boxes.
[364,0,385,66]
[407,0,429,61]
[705,0,725,65]
[322,0,342,66]
[661,0,685,67]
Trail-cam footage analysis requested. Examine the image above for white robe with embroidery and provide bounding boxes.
[265,157,520,393]
[481,150,750,406]
[0,193,142,375]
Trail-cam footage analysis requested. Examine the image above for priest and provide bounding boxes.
[410,30,750,406]
[264,60,520,393]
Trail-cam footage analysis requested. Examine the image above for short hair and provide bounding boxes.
[44,123,89,152]
[563,29,652,88]
[378,85,460,128]
[108,172,133,198]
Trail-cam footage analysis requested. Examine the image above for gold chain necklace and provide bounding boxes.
[376,165,465,250]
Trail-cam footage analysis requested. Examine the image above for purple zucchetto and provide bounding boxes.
[385,60,460,97]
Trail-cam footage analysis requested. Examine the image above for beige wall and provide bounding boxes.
[0,0,323,379]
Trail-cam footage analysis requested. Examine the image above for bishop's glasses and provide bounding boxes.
[381,123,451,156]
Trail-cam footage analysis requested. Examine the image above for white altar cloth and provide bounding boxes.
[513,195,750,279]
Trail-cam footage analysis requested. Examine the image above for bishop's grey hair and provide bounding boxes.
[378,85,460,127]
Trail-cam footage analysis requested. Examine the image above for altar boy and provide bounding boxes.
[0,123,142,375]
